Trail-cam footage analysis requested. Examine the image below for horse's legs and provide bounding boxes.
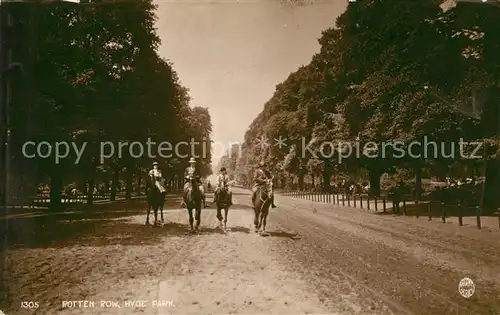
[153,205,158,226]
[160,193,165,222]
[216,206,223,229]
[187,207,194,230]
[223,207,228,230]
[146,203,151,225]
[254,206,260,232]
[258,209,264,232]
[195,206,201,229]
[216,206,223,221]
[262,207,269,233]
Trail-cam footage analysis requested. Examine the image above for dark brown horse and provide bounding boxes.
[184,176,204,232]
[215,183,231,231]
[145,176,165,226]
[253,177,273,235]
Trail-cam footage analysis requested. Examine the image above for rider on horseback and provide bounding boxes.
[215,167,233,205]
[181,157,204,208]
[251,161,276,209]
[148,161,166,193]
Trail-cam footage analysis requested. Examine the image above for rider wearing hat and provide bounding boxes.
[215,167,233,205]
[148,161,166,193]
[251,161,276,209]
[181,157,204,207]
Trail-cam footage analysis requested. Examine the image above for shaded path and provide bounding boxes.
[2,190,500,314]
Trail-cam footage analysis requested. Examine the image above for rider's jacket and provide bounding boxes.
[253,168,268,188]
[184,166,196,178]
[148,168,166,192]
[149,168,162,179]
[216,173,230,189]
[184,166,202,184]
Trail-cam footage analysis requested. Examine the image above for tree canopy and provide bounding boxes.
[5,1,213,207]
[233,0,500,209]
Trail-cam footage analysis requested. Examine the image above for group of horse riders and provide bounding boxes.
[147,157,276,210]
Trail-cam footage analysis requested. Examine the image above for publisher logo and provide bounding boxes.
[458,277,475,298]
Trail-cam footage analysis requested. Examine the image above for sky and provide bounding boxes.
[154,0,347,171]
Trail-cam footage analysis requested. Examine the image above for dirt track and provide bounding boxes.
[2,188,500,314]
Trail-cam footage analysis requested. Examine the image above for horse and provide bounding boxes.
[253,177,273,235]
[184,175,204,232]
[145,176,165,226]
[214,182,231,231]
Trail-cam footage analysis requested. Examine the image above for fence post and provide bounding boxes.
[458,204,463,226]
[360,195,363,209]
[383,198,386,212]
[347,194,350,207]
[476,206,482,229]
[441,203,446,223]
[342,193,345,206]
[374,196,378,212]
[367,195,370,211]
[353,194,357,208]
[428,202,432,221]
[402,199,406,215]
[498,208,500,229]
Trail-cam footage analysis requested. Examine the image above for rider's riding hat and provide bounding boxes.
[220,167,226,172]
[152,161,159,166]
[189,157,196,164]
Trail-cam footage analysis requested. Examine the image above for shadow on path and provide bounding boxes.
[227,226,250,233]
[0,195,227,250]
[267,230,302,240]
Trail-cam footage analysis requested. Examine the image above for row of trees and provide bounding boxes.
[5,1,213,208]
[230,0,500,210]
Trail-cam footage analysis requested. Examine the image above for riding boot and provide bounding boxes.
[271,195,276,208]
[251,191,256,208]
[229,192,233,205]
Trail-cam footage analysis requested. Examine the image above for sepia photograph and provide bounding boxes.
[1,0,500,314]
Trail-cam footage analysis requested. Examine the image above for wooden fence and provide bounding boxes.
[280,190,500,230]
[9,181,187,209]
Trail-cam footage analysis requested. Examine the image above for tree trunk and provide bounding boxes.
[414,165,422,203]
[50,167,63,211]
[478,86,500,213]
[482,158,500,213]
[298,173,304,190]
[368,168,381,197]
[86,178,95,205]
[86,160,97,205]
[110,167,119,201]
[136,173,142,196]
[322,162,333,192]
[125,166,133,199]
[104,180,110,195]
